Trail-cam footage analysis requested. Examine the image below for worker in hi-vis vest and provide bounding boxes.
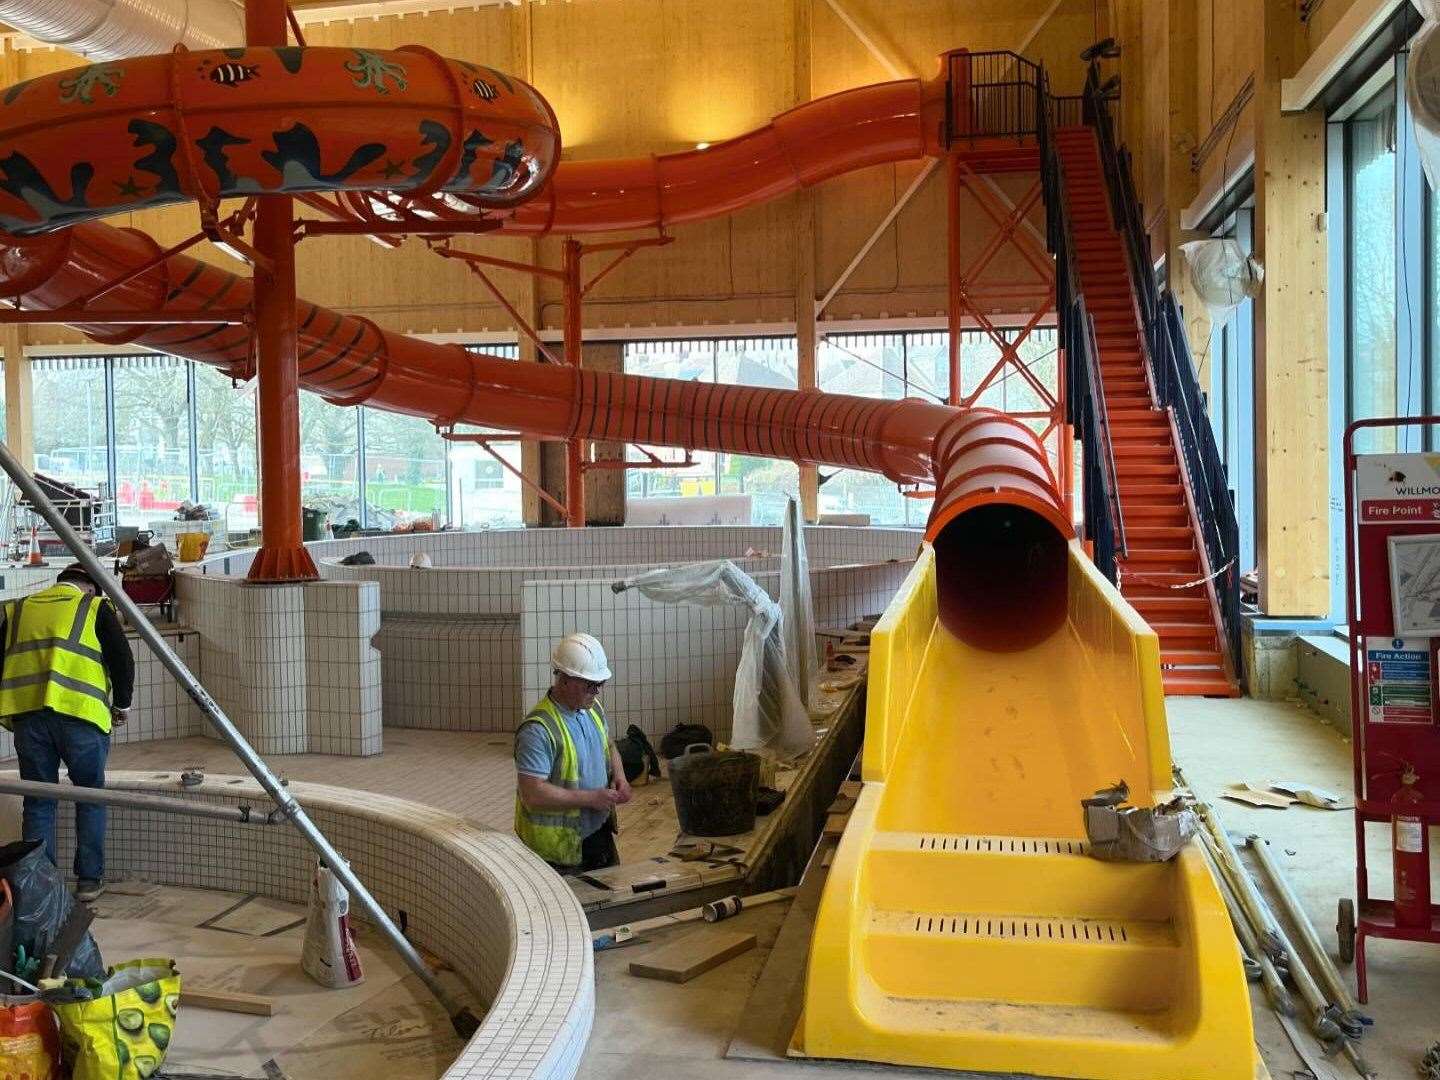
[514,633,632,873]
[0,564,134,902]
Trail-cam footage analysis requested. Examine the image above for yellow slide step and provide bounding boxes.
[797,543,1256,1079]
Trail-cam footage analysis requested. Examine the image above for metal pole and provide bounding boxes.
[562,238,585,528]
[0,776,279,825]
[0,438,479,1036]
[1249,835,1370,1031]
[1196,826,1292,1016]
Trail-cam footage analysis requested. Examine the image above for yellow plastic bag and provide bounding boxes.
[51,958,179,1080]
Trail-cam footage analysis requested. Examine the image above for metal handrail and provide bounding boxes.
[1036,66,1127,578]
[1080,63,1242,677]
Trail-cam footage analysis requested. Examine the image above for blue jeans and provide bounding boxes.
[13,709,109,881]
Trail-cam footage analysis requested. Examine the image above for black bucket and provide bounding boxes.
[668,744,760,837]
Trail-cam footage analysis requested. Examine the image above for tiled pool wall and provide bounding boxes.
[0,526,919,757]
[0,773,592,1080]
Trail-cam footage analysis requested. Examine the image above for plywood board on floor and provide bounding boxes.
[629,930,756,983]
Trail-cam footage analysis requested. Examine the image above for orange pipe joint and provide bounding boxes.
[925,410,1073,652]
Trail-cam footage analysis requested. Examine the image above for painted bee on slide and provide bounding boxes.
[471,78,498,101]
[208,62,261,88]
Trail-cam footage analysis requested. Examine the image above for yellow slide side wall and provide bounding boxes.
[860,548,937,783]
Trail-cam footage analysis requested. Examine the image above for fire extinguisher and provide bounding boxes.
[1393,763,1432,929]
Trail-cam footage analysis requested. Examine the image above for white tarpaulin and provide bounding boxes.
[1179,238,1263,328]
[780,497,817,708]
[1408,17,1440,195]
[612,559,814,758]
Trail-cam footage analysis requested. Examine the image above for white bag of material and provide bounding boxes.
[300,860,364,989]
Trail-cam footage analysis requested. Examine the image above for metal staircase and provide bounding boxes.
[1039,72,1241,697]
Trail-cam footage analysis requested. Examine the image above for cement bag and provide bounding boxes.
[50,958,179,1080]
[0,841,103,983]
[0,996,60,1080]
[301,860,363,989]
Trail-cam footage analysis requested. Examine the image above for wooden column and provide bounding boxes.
[1,325,32,469]
[794,0,819,522]
[1253,0,1328,615]
[1164,0,1212,387]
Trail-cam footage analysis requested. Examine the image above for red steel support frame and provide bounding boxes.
[246,0,316,581]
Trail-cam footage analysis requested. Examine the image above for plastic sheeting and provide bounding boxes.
[1409,18,1440,196]
[1179,238,1263,328]
[613,560,814,759]
[780,498,817,709]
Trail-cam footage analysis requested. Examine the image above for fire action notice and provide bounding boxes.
[1365,637,1434,725]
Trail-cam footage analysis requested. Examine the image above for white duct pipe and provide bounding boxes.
[0,0,243,61]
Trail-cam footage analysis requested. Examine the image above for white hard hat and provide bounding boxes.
[552,632,612,682]
[409,551,433,569]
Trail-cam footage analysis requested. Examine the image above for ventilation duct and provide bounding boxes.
[0,0,242,61]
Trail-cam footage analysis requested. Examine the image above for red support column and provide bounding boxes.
[946,154,962,407]
[561,238,585,528]
[246,0,317,581]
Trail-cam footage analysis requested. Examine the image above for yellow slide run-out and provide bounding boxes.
[798,542,1257,1079]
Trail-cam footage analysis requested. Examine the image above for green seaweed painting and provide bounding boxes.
[345,50,407,95]
[59,64,124,105]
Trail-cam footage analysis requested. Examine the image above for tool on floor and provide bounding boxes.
[1195,829,1292,1016]
[40,904,95,981]
[1248,836,1370,1038]
[0,441,483,1040]
[1192,798,1373,1078]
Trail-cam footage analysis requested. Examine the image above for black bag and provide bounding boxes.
[616,725,660,783]
[659,723,714,761]
[0,840,104,982]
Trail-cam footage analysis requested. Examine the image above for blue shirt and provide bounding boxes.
[514,696,613,838]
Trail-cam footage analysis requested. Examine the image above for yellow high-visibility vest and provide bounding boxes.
[0,584,113,732]
[513,696,608,867]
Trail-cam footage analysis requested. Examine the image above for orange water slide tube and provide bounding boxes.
[0,44,1068,648]
[433,73,949,234]
[0,45,558,235]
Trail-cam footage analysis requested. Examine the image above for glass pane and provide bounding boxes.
[362,408,447,527]
[1349,82,1398,452]
[624,340,721,505]
[112,355,190,529]
[194,364,257,535]
[33,357,108,490]
[299,392,359,525]
[453,344,522,527]
[450,428,523,527]
[905,331,951,403]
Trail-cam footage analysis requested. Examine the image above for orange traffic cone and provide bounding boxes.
[25,523,42,566]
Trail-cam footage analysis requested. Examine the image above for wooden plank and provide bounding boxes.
[181,987,275,1017]
[823,812,849,838]
[839,780,862,799]
[629,929,756,984]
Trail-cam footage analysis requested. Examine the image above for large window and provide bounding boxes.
[362,409,447,526]
[1207,209,1257,574]
[112,356,191,528]
[1346,79,1402,451]
[623,338,800,526]
[33,357,108,491]
[298,392,360,524]
[195,364,258,534]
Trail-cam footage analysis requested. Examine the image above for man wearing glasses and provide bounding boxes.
[514,633,633,873]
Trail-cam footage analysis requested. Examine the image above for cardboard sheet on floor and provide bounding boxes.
[201,894,308,937]
[90,884,249,926]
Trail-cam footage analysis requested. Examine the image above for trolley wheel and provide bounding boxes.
[1337,897,1356,964]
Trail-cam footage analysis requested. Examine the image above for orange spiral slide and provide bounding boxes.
[0,45,1069,649]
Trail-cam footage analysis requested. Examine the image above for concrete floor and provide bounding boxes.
[581,696,1435,1080]
[106,698,1439,1078]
